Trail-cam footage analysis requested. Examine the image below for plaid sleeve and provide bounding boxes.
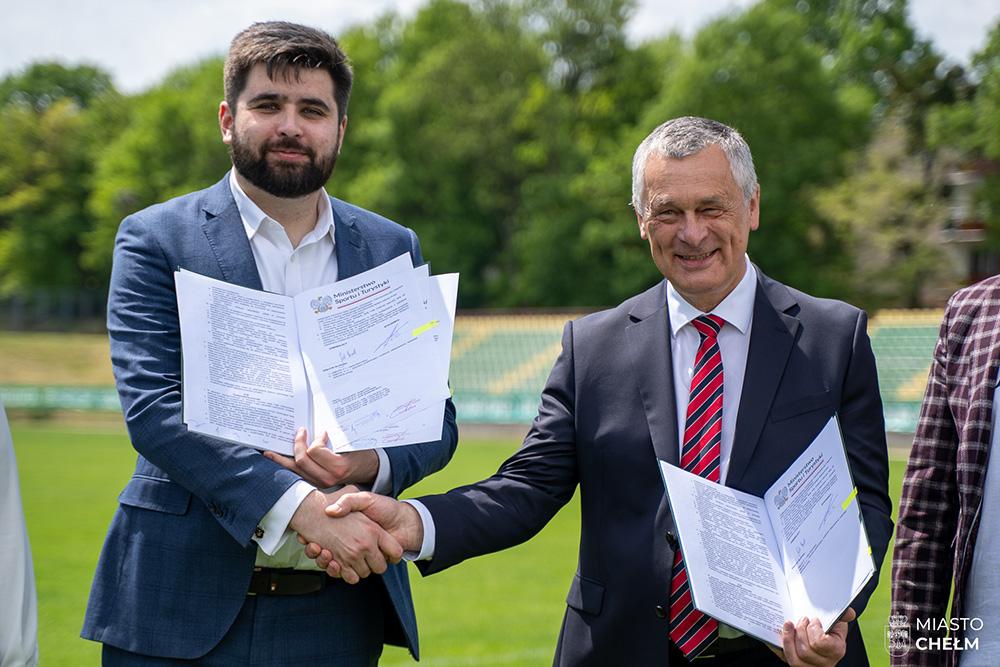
[890,304,959,667]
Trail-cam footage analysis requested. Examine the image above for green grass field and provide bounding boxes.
[13,421,907,666]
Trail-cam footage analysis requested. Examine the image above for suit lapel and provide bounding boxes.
[199,182,376,287]
[626,282,680,467]
[200,176,262,290]
[726,270,799,488]
[330,197,373,279]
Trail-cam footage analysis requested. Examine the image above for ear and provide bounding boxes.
[219,101,234,145]
[748,184,761,231]
[336,115,348,154]
[636,208,649,240]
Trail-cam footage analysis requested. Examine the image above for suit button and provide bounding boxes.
[210,503,223,517]
[664,531,678,551]
[655,605,668,619]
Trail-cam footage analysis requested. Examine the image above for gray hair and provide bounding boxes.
[631,116,758,214]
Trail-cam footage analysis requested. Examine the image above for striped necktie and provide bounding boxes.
[669,314,724,658]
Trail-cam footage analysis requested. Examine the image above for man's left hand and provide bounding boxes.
[264,427,379,487]
[769,607,855,666]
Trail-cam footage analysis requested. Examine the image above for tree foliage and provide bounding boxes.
[1,0,996,310]
[83,58,230,277]
[812,116,956,308]
[0,62,115,112]
[0,63,120,291]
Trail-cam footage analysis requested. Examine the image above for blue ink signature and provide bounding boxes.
[380,430,410,444]
[390,399,420,419]
[349,410,382,433]
[339,347,357,363]
[346,437,378,450]
[374,319,404,353]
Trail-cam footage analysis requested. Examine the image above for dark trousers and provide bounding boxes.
[103,577,384,666]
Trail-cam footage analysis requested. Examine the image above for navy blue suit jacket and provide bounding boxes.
[82,175,457,659]
[417,271,892,666]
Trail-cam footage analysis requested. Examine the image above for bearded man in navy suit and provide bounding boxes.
[312,117,893,667]
[82,21,457,666]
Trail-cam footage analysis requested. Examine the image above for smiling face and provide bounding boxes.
[636,144,760,312]
[219,62,347,198]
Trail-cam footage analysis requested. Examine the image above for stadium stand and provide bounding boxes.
[449,309,945,429]
[450,314,574,424]
[0,309,946,432]
[868,309,943,432]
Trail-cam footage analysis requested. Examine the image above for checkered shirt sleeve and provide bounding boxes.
[891,277,1000,667]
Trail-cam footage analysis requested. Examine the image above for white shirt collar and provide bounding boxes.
[228,169,335,246]
[667,255,756,337]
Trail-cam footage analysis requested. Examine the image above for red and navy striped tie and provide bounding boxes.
[669,314,724,659]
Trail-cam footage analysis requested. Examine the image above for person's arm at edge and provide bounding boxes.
[890,302,959,666]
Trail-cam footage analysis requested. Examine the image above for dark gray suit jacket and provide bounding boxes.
[418,270,892,666]
[82,174,457,659]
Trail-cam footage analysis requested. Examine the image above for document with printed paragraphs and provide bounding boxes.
[658,416,874,647]
[176,253,458,455]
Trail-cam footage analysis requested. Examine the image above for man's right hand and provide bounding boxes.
[301,492,424,576]
[288,490,403,585]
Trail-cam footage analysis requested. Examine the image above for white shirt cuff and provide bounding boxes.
[252,481,315,555]
[402,499,435,561]
[372,448,392,494]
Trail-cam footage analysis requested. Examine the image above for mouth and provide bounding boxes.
[269,149,309,160]
[676,250,717,262]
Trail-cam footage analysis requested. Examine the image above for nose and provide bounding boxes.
[276,108,303,137]
[676,211,708,246]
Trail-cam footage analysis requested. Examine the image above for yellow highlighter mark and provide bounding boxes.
[412,320,440,337]
[841,487,858,511]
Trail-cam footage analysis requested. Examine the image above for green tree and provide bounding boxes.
[456,0,668,306]
[333,13,408,213]
[0,100,94,290]
[924,20,1000,252]
[0,62,120,291]
[517,0,636,94]
[0,62,115,112]
[812,116,956,309]
[507,35,682,306]
[623,2,866,297]
[83,58,230,279]
[333,0,549,307]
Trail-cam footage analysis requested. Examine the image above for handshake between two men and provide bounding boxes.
[264,427,422,584]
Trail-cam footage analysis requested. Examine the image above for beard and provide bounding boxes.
[229,131,338,198]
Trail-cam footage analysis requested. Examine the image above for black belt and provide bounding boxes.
[247,567,330,596]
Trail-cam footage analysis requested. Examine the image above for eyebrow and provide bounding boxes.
[648,195,727,210]
[246,93,332,112]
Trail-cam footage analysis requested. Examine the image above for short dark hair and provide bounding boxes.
[224,21,353,122]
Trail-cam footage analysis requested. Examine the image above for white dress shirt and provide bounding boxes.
[667,256,756,483]
[0,400,38,667]
[227,172,393,569]
[666,256,757,640]
[407,256,759,562]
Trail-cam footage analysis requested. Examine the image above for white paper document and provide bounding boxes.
[658,416,874,646]
[176,254,458,455]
